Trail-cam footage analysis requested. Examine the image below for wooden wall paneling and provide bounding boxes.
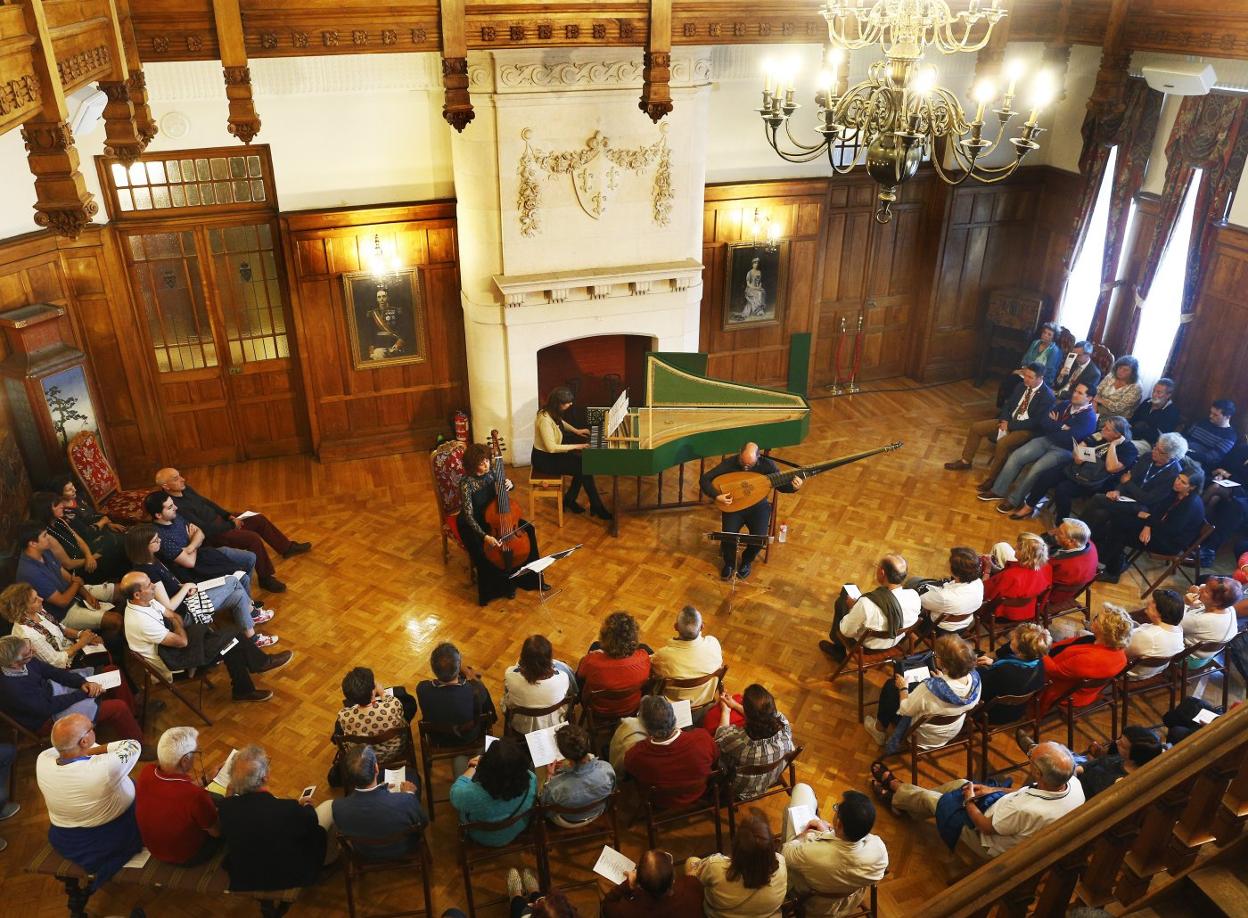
[1171,223,1248,420]
[280,203,468,461]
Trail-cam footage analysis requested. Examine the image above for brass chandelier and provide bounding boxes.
[761,0,1057,223]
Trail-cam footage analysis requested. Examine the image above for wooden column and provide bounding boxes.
[639,0,672,123]
[18,0,98,239]
[1085,0,1133,133]
[211,0,260,143]
[114,0,157,147]
[439,0,473,131]
[96,0,146,165]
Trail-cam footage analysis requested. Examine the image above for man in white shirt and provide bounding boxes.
[36,713,143,884]
[650,606,724,710]
[1126,590,1186,679]
[820,555,920,662]
[885,741,1084,860]
[783,787,888,916]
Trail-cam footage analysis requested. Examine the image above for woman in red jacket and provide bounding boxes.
[1038,612,1131,714]
[984,532,1053,623]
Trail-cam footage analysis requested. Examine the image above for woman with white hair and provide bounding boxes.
[134,725,222,865]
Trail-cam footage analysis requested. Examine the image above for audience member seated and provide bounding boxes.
[505,885,579,918]
[332,745,428,860]
[0,635,142,744]
[333,666,417,788]
[1081,431,1188,544]
[984,533,1052,623]
[782,788,888,917]
[947,363,1056,481]
[449,738,537,846]
[1198,432,1248,566]
[47,475,128,571]
[1180,577,1242,662]
[872,741,1083,859]
[1130,378,1181,447]
[1071,727,1163,799]
[539,723,616,826]
[134,726,221,865]
[981,381,1098,515]
[649,605,724,710]
[124,523,275,647]
[820,554,921,662]
[1,582,110,672]
[601,849,705,918]
[1038,612,1131,715]
[1045,518,1099,607]
[994,323,1062,407]
[121,571,291,704]
[30,491,125,584]
[15,522,120,633]
[217,744,334,890]
[975,623,1050,722]
[416,642,497,743]
[1125,590,1186,679]
[35,713,143,888]
[912,547,984,635]
[623,695,719,808]
[502,635,576,734]
[1092,460,1205,584]
[866,635,980,755]
[156,467,310,593]
[0,741,17,852]
[1019,416,1138,522]
[144,492,259,592]
[1092,356,1144,420]
[1184,399,1238,470]
[576,611,652,719]
[714,684,794,799]
[687,808,788,917]
[1052,341,1102,400]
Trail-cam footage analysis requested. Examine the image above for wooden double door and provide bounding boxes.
[119,218,309,466]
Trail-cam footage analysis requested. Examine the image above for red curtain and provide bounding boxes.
[1122,93,1248,355]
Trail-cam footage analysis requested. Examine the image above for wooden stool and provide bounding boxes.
[528,471,565,528]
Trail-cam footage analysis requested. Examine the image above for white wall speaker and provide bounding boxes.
[1140,63,1217,96]
[68,87,108,137]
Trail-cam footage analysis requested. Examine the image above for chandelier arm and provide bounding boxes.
[782,119,836,154]
[764,127,838,164]
[930,155,979,188]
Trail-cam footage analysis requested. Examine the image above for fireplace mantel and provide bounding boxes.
[493,259,703,308]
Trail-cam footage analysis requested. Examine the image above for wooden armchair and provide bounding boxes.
[417,713,495,821]
[339,825,434,918]
[829,623,920,724]
[724,745,804,839]
[784,881,882,918]
[66,430,148,524]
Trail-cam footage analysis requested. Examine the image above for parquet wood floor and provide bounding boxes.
[4,380,1237,917]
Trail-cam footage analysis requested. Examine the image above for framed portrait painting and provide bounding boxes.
[722,241,787,331]
[342,268,427,370]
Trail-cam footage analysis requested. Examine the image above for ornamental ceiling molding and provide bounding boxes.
[516,124,672,237]
[144,53,441,101]
[470,48,711,95]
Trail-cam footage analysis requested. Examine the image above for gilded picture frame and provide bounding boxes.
[341,268,427,370]
[722,241,788,331]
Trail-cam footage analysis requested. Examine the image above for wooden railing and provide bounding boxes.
[918,701,1248,917]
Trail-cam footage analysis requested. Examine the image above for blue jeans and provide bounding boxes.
[202,576,257,632]
[212,547,256,588]
[992,439,1072,505]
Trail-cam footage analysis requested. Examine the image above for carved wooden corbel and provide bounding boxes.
[640,0,673,123]
[19,0,98,238]
[211,0,261,143]
[114,0,157,145]
[1085,0,1132,138]
[96,0,146,165]
[439,0,473,131]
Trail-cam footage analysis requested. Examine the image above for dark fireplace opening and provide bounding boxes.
[536,335,652,421]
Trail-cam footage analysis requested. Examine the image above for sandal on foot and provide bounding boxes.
[869,776,895,805]
[869,761,897,785]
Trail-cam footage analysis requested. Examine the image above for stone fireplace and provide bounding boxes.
[450,46,713,462]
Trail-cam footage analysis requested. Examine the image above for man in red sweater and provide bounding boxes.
[134,726,221,865]
[1047,518,1099,608]
[624,696,718,808]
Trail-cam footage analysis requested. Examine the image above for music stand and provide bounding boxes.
[706,531,773,608]
[510,544,582,604]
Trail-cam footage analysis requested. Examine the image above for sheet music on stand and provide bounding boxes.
[705,530,773,605]
[605,389,629,438]
[510,545,582,604]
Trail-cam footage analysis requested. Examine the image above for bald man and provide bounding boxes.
[155,468,310,593]
[878,740,1084,860]
[602,848,705,917]
[699,442,803,580]
[35,713,143,885]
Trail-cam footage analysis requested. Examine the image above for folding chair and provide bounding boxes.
[1118,649,1189,727]
[636,767,725,854]
[1124,522,1216,598]
[128,649,213,726]
[417,713,495,821]
[725,745,803,839]
[332,722,418,795]
[654,664,728,725]
[971,691,1042,780]
[538,789,622,892]
[829,623,920,724]
[457,805,542,918]
[1042,668,1125,750]
[340,825,434,918]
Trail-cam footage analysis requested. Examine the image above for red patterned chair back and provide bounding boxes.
[431,440,468,562]
[66,431,120,507]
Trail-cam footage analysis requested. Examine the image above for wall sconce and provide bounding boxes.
[749,208,782,253]
[366,233,403,288]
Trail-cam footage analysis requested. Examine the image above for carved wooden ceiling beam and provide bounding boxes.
[439,0,471,132]
[640,0,672,122]
[212,0,261,142]
[95,0,150,165]
[18,0,99,238]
